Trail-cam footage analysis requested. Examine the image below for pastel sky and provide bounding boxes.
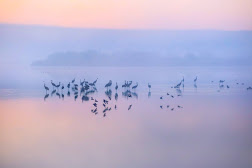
[0,0,252,30]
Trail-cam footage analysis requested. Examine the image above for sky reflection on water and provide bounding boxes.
[0,66,252,168]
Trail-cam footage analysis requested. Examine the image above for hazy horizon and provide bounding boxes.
[1,23,252,67]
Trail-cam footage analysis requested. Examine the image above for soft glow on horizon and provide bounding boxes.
[0,0,252,30]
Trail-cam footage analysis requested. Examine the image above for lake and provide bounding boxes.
[0,66,252,168]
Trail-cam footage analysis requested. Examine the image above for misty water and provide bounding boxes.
[1,65,252,168]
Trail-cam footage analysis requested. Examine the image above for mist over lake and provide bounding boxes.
[1,23,252,168]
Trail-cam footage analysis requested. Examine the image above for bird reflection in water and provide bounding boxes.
[51,89,56,97]
[115,93,118,101]
[105,89,112,99]
[44,94,49,101]
[148,91,151,98]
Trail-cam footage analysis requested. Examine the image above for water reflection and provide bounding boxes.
[148,91,151,98]
[44,93,49,101]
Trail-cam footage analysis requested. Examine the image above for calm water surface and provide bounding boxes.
[0,66,252,168]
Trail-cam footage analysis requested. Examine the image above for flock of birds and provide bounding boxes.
[43,76,252,117]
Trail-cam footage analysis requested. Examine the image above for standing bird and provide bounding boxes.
[72,78,75,83]
[61,84,64,90]
[44,83,49,93]
[67,82,70,90]
[115,82,118,91]
[194,76,198,83]
[51,80,56,89]
[132,82,138,90]
[55,82,61,90]
[148,83,151,91]
[105,80,112,89]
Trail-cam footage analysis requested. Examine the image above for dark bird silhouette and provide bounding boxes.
[115,93,118,101]
[72,78,75,83]
[55,82,61,90]
[56,92,61,99]
[51,80,56,89]
[167,105,169,108]
[44,83,49,93]
[51,89,56,96]
[81,95,89,102]
[194,76,198,83]
[247,87,252,90]
[227,85,230,88]
[115,82,118,91]
[93,103,97,107]
[74,94,78,101]
[171,108,174,111]
[132,82,138,90]
[160,105,163,109]
[160,96,163,99]
[105,80,112,89]
[67,91,70,96]
[61,84,64,90]
[128,104,132,110]
[67,82,70,90]
[61,94,64,100]
[177,105,183,108]
[148,83,151,91]
[44,94,49,101]
[115,105,117,110]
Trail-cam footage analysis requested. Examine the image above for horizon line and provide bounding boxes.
[1,22,252,32]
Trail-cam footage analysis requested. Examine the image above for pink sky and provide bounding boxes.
[0,0,252,30]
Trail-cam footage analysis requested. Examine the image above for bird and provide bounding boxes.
[61,84,64,90]
[174,81,182,88]
[128,104,132,110]
[227,85,230,88]
[93,103,97,107]
[115,82,118,91]
[148,83,151,91]
[95,99,98,102]
[127,81,133,88]
[171,95,174,98]
[72,78,75,83]
[44,83,49,93]
[167,93,170,95]
[132,82,138,90]
[177,105,183,108]
[194,76,197,83]
[51,80,56,89]
[92,78,98,85]
[171,108,174,111]
[115,105,117,110]
[67,82,70,90]
[160,105,163,109]
[167,105,169,108]
[247,87,252,90]
[55,82,61,90]
[105,80,112,89]
[160,96,163,99]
